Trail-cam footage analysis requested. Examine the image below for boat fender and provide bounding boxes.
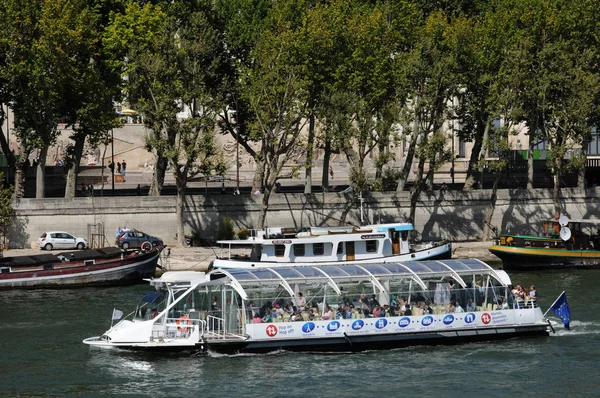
[177,315,192,333]
[343,332,355,351]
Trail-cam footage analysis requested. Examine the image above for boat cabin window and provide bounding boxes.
[336,243,344,254]
[366,240,377,253]
[293,244,305,257]
[401,231,409,241]
[275,245,285,257]
[313,243,324,255]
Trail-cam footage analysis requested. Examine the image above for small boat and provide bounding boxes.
[211,222,451,269]
[83,259,553,355]
[489,215,600,269]
[0,247,162,289]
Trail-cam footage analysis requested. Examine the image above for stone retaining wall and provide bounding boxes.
[10,188,600,249]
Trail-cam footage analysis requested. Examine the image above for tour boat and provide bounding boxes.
[83,259,554,355]
[0,246,162,289]
[211,222,451,269]
[489,215,600,269]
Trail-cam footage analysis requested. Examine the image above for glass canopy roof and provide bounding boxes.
[211,259,501,291]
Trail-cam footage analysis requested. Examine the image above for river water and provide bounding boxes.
[1,267,599,397]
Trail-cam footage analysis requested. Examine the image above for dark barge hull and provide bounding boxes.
[489,245,600,269]
[0,247,161,289]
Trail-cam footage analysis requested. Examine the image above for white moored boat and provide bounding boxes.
[211,222,451,269]
[83,259,555,355]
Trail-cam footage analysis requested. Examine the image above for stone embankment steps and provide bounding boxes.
[4,241,498,272]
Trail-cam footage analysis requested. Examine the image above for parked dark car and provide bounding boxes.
[115,230,163,250]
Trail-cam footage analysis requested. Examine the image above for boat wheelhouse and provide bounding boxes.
[83,259,551,354]
[489,216,600,269]
[212,222,451,269]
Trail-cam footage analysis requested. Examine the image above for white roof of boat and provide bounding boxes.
[152,271,206,284]
[209,259,504,295]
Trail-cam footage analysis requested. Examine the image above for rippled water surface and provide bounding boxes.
[1,269,599,397]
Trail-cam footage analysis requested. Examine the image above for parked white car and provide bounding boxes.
[37,231,88,251]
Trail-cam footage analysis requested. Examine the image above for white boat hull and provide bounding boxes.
[212,242,451,269]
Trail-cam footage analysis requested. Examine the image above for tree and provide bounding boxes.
[400,10,458,224]
[494,0,600,215]
[106,1,230,245]
[242,4,311,228]
[6,0,104,198]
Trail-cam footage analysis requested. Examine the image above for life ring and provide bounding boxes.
[141,241,152,252]
[176,315,192,333]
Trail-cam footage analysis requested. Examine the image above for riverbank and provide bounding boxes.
[1,240,499,272]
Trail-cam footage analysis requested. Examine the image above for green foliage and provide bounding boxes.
[217,217,235,241]
[237,228,249,240]
[0,174,14,248]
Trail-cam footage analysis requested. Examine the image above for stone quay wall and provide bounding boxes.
[10,188,600,249]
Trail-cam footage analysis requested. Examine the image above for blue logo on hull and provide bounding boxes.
[375,318,388,329]
[398,317,411,328]
[302,322,316,333]
[421,316,434,326]
[443,314,454,325]
[352,320,364,330]
[464,313,476,324]
[327,321,341,332]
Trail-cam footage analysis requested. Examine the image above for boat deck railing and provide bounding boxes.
[150,317,205,341]
[202,315,245,340]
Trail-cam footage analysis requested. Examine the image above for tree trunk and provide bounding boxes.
[409,156,426,226]
[527,140,534,190]
[149,156,168,196]
[553,173,561,217]
[257,189,272,229]
[482,174,500,241]
[304,112,315,194]
[463,123,485,190]
[252,158,265,194]
[176,180,186,247]
[322,140,331,191]
[64,138,85,199]
[13,162,25,198]
[36,146,48,198]
[396,128,419,192]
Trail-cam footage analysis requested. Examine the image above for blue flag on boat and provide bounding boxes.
[550,291,571,330]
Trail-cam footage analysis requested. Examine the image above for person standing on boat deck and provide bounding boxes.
[529,285,537,300]
[296,292,306,310]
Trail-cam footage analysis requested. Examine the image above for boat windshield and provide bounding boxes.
[133,291,167,320]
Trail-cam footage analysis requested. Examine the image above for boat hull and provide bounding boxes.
[213,242,452,269]
[85,324,549,355]
[0,248,161,289]
[206,325,549,355]
[489,245,600,269]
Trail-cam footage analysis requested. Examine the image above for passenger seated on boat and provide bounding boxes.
[253,315,262,323]
[425,303,434,314]
[447,301,456,313]
[403,304,412,316]
[262,310,273,323]
[455,301,464,313]
[322,306,334,320]
[466,299,476,312]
